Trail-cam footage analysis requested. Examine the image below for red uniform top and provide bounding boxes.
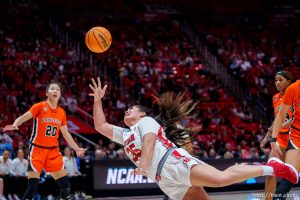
[273,92,293,133]
[283,80,300,130]
[29,101,66,147]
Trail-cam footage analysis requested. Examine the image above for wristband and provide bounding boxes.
[269,137,277,143]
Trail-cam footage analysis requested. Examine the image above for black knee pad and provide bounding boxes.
[56,176,71,200]
[274,179,294,200]
[22,178,39,200]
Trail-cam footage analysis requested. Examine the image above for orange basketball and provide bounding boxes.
[85,27,112,53]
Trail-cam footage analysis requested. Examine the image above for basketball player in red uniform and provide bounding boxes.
[4,81,85,200]
[260,71,294,200]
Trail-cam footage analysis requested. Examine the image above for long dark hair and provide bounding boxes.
[136,92,199,147]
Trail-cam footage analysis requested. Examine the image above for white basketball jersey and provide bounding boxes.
[112,116,176,177]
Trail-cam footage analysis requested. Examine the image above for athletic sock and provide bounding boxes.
[262,166,274,176]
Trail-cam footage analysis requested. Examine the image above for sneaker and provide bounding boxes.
[0,195,7,200]
[7,194,13,200]
[12,194,20,200]
[47,194,54,200]
[74,193,80,200]
[80,192,87,200]
[267,157,298,184]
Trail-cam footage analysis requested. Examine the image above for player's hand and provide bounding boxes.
[270,142,282,157]
[75,148,87,157]
[130,168,147,176]
[89,77,107,101]
[3,125,18,132]
[260,136,269,149]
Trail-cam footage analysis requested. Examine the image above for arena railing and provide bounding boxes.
[181,22,267,122]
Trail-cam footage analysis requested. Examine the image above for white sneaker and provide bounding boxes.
[81,192,88,200]
[74,193,80,200]
[0,195,7,200]
[47,194,54,200]
[7,194,13,200]
[12,194,20,200]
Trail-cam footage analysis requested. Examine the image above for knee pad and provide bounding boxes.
[22,178,39,200]
[56,176,71,200]
[274,179,294,200]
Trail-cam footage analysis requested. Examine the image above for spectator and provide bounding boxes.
[208,148,221,159]
[116,149,127,160]
[63,147,86,199]
[0,150,12,199]
[94,149,107,160]
[63,147,81,176]
[10,148,28,176]
[10,149,28,199]
[106,142,117,159]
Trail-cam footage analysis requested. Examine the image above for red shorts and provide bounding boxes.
[29,145,64,173]
[277,132,289,148]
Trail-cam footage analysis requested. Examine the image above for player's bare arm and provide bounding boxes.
[60,126,86,157]
[3,111,33,131]
[132,132,157,176]
[89,77,114,140]
[271,103,290,157]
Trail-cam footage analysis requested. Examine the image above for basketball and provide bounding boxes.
[85,26,112,53]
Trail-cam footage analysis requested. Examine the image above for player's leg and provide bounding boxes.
[189,160,297,188]
[22,146,44,200]
[264,146,286,200]
[273,179,294,200]
[273,143,300,200]
[47,148,70,200]
[182,186,210,200]
[50,170,71,200]
[21,171,41,200]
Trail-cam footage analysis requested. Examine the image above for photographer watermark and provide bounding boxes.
[251,192,298,199]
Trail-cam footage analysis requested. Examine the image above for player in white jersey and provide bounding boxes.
[89,77,298,200]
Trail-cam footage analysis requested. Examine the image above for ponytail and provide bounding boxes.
[155,92,199,148]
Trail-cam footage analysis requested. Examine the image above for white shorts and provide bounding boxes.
[157,148,205,200]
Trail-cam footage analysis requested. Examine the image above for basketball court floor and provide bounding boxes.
[96,188,300,200]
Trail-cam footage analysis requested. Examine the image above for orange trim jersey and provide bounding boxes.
[273,92,293,133]
[282,81,300,129]
[282,80,300,148]
[29,101,66,147]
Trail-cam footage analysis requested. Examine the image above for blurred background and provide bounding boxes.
[0,0,300,199]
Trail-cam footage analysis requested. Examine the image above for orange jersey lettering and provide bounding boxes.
[29,101,66,147]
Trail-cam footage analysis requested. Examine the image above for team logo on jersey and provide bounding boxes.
[44,107,47,111]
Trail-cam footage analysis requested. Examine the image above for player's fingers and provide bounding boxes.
[97,77,102,88]
[89,84,95,91]
[91,78,97,88]
[88,93,95,97]
[102,85,108,94]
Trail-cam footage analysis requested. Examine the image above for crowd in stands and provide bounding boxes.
[196,11,300,116]
[3,1,299,198]
[0,3,273,167]
[4,7,292,198]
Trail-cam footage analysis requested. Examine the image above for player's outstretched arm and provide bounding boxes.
[89,77,114,140]
[61,126,86,157]
[3,111,33,131]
